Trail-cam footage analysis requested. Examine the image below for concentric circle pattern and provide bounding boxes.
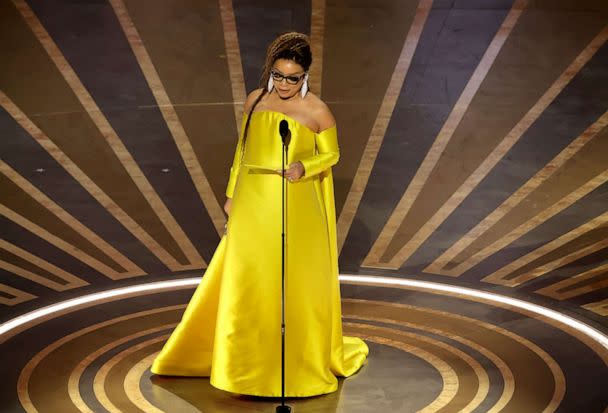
[2,279,606,412]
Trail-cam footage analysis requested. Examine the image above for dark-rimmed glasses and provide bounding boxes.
[270,69,306,85]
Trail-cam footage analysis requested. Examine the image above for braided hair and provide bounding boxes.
[239,32,313,158]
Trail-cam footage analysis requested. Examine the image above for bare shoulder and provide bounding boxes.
[244,88,265,114]
[308,94,336,132]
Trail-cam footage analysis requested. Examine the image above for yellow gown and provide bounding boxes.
[150,109,369,397]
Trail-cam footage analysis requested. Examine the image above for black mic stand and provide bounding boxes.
[276,120,291,413]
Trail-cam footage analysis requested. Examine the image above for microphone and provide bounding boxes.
[279,120,291,146]
[277,118,292,413]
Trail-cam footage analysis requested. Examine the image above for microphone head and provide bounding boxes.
[279,119,291,145]
[279,119,289,137]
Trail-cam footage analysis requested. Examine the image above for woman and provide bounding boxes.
[151,32,369,397]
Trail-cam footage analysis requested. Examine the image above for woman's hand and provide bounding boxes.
[276,161,305,182]
[224,197,232,216]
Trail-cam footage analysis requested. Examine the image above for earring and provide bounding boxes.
[300,73,309,98]
[267,76,274,93]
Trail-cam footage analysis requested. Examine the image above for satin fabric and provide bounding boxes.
[150,110,369,397]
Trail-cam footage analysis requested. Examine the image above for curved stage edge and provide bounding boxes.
[1,275,607,413]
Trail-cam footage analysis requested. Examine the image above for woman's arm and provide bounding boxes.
[299,126,339,178]
[299,104,339,178]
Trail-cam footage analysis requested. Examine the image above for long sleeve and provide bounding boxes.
[299,125,339,178]
[225,114,248,198]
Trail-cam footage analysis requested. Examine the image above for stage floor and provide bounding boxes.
[2,276,607,413]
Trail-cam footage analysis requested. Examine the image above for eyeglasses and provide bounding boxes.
[270,69,306,85]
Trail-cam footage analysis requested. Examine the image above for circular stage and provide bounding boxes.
[2,275,607,412]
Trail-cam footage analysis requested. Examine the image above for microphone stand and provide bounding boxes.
[276,120,291,413]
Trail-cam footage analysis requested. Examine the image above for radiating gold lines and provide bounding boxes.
[483,211,608,287]
[346,322,487,413]
[1,161,144,279]
[368,22,608,270]
[0,284,35,305]
[13,0,204,269]
[17,306,183,412]
[310,0,326,96]
[528,237,608,285]
[582,299,608,317]
[0,91,185,271]
[336,0,433,254]
[347,314,514,413]
[536,263,608,301]
[429,111,608,277]
[109,0,225,238]
[94,334,169,413]
[0,208,111,284]
[218,0,247,132]
[0,239,87,290]
[472,169,608,277]
[68,324,175,413]
[362,0,529,268]
[0,126,190,275]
